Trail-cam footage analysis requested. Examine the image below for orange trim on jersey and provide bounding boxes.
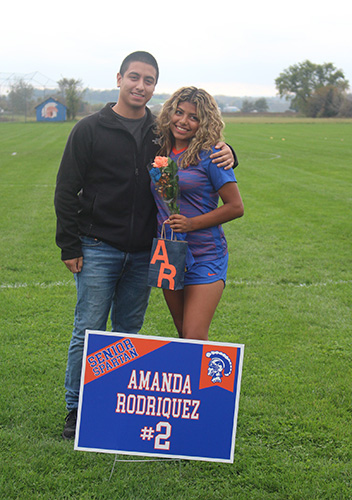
[171,146,188,155]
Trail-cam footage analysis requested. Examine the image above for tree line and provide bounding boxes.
[1,60,351,119]
[1,78,85,120]
[275,60,351,117]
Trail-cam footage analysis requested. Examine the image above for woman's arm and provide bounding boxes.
[168,182,244,233]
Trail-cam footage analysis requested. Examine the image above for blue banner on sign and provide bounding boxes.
[75,331,244,463]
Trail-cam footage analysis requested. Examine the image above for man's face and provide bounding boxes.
[117,61,157,112]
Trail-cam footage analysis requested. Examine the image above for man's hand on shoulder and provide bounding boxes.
[211,142,236,170]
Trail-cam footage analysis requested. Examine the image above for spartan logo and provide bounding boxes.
[42,102,58,119]
[206,351,233,384]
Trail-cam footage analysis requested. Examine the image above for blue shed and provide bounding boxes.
[35,97,67,122]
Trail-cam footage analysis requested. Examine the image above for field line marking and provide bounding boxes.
[227,279,352,288]
[1,278,351,290]
[1,184,53,188]
[268,153,281,160]
[1,280,75,289]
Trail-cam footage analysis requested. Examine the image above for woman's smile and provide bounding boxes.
[170,101,200,149]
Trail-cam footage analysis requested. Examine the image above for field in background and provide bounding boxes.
[0,119,351,499]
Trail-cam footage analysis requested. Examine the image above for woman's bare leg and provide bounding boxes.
[163,281,224,340]
[163,289,185,337]
[183,281,224,340]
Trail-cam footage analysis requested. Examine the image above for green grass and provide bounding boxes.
[0,119,351,499]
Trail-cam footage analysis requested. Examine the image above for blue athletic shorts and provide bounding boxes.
[184,253,229,286]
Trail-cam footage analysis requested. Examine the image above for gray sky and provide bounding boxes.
[1,0,351,96]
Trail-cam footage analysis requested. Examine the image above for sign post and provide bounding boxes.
[75,331,244,463]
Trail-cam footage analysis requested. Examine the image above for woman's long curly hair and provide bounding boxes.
[155,87,224,169]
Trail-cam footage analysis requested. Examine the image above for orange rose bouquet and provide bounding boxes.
[148,156,180,214]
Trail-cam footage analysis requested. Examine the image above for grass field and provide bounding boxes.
[0,118,351,499]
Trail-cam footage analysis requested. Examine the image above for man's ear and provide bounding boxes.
[116,72,122,88]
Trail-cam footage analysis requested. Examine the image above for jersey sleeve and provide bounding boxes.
[204,147,237,192]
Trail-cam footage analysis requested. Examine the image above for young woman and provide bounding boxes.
[152,87,244,341]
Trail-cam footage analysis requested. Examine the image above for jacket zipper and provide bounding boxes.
[127,150,138,251]
[127,123,154,252]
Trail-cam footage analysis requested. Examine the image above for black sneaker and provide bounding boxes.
[62,408,77,440]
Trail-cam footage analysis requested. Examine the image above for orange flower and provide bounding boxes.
[148,155,180,214]
[153,156,169,169]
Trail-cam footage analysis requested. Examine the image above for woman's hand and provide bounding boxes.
[167,214,193,233]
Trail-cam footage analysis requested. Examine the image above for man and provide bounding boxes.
[54,51,237,440]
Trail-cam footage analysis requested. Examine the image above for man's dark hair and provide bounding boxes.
[119,51,159,83]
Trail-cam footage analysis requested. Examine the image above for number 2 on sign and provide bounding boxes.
[154,422,172,450]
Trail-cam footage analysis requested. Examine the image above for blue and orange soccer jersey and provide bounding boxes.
[151,146,237,263]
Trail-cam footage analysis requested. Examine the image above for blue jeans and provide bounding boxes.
[64,237,151,410]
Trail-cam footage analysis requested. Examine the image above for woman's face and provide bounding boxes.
[170,101,200,149]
